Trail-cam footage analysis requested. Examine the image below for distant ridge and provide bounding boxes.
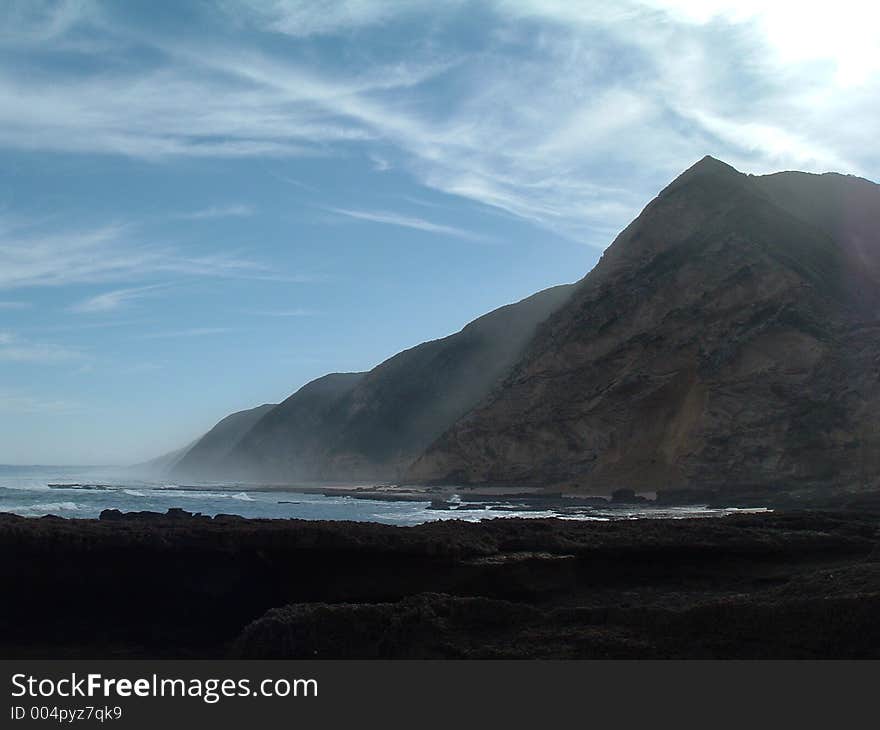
[170,403,277,479]
[154,157,880,495]
[167,284,574,482]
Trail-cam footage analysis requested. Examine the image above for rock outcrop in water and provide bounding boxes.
[409,157,880,493]
[168,285,574,482]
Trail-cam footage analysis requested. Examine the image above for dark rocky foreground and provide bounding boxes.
[2,509,880,658]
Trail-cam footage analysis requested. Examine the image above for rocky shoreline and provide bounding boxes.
[2,506,880,658]
[162,480,880,512]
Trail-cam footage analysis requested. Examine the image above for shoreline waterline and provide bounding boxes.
[0,465,768,525]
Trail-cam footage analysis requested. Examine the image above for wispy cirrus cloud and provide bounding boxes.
[69,284,169,314]
[213,0,878,240]
[175,204,255,220]
[0,0,877,246]
[223,0,438,38]
[326,207,492,243]
[0,0,97,45]
[0,216,282,290]
[0,300,30,309]
[0,390,81,414]
[0,332,83,363]
[136,327,230,340]
[245,308,316,317]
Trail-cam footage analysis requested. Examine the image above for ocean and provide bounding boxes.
[0,465,764,525]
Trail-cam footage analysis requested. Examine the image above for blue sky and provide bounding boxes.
[1,0,878,464]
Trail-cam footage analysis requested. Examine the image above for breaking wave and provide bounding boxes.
[7,501,83,516]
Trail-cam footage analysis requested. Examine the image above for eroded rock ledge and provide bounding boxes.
[1,509,879,658]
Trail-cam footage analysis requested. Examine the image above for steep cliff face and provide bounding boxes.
[171,285,574,482]
[170,374,365,482]
[408,157,880,492]
[170,403,279,480]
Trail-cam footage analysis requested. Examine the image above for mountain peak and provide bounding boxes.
[694,154,730,168]
[665,155,742,190]
[409,158,880,492]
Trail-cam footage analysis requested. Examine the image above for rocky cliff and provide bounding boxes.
[170,285,574,482]
[171,403,277,479]
[408,157,880,492]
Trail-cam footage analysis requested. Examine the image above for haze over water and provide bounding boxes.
[0,465,765,525]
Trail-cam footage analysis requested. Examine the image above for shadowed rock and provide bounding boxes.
[3,508,880,658]
[409,158,880,493]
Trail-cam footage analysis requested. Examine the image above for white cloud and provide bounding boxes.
[0,0,96,44]
[175,204,255,220]
[0,332,83,363]
[246,308,316,317]
[0,300,29,309]
[69,284,168,314]
[0,26,448,161]
[0,0,876,246]
[0,217,279,289]
[229,0,424,37]
[369,154,391,172]
[635,0,880,86]
[126,362,165,372]
[0,390,80,414]
[326,207,492,242]
[137,327,230,339]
